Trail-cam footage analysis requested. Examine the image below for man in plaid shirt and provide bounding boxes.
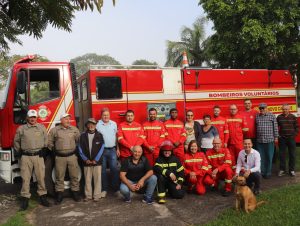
[256,103,279,179]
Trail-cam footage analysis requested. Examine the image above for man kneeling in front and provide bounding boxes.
[119,146,157,204]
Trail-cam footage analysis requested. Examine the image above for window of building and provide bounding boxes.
[96,77,122,99]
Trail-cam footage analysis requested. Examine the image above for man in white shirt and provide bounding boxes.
[235,138,261,195]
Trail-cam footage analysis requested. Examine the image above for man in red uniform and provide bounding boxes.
[241,99,258,148]
[211,105,229,148]
[206,138,233,197]
[117,110,145,161]
[164,108,186,163]
[226,104,248,168]
[143,108,166,166]
[184,140,214,195]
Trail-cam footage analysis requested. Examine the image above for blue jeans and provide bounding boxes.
[120,175,157,200]
[101,148,119,192]
[279,137,296,172]
[257,142,274,177]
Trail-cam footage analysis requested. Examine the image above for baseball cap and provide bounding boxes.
[160,140,174,151]
[85,118,97,125]
[60,113,71,119]
[259,103,267,108]
[27,110,37,117]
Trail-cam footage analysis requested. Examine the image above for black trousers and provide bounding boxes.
[157,175,185,199]
[279,136,296,172]
[246,172,261,190]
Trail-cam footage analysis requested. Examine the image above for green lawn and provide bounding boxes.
[274,146,300,171]
[2,198,37,226]
[204,183,300,226]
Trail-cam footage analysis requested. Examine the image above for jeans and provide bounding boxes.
[246,172,261,190]
[279,136,296,172]
[257,142,274,177]
[101,148,119,192]
[120,175,157,200]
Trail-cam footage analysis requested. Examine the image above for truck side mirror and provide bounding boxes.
[17,71,26,94]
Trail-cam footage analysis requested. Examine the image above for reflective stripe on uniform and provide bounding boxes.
[165,125,183,128]
[185,159,203,163]
[162,169,167,176]
[227,119,242,122]
[207,154,225,159]
[122,127,141,131]
[117,136,123,141]
[178,177,184,181]
[201,166,209,170]
[176,166,184,172]
[225,160,232,164]
[225,179,232,183]
[158,192,166,197]
[143,126,162,130]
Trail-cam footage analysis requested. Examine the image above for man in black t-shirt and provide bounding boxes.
[120,145,157,204]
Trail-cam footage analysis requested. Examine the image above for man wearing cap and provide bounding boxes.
[14,110,50,210]
[96,108,120,197]
[256,103,279,179]
[164,108,186,163]
[48,113,81,204]
[117,110,145,161]
[153,140,185,204]
[78,118,105,202]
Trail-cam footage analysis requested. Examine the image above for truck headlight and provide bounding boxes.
[0,152,10,161]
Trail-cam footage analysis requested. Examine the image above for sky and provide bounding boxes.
[9,0,214,66]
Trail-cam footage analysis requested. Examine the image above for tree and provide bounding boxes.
[165,16,208,67]
[199,0,300,69]
[132,59,158,69]
[70,53,121,76]
[0,0,114,54]
[0,54,49,89]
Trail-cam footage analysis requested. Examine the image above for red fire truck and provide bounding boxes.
[0,56,298,191]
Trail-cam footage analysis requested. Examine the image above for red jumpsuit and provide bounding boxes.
[241,109,258,139]
[206,148,233,192]
[117,121,144,161]
[226,114,248,168]
[164,119,186,163]
[184,152,214,195]
[142,120,166,166]
[211,116,229,146]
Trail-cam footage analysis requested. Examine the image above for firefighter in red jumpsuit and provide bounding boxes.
[211,105,229,148]
[164,108,186,163]
[226,104,248,169]
[206,138,233,197]
[184,140,214,195]
[117,110,145,161]
[241,99,258,148]
[142,108,166,166]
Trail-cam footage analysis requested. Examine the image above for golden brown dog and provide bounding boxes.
[234,176,265,213]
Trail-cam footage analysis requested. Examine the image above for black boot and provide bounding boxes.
[40,195,51,207]
[55,192,63,205]
[72,191,81,202]
[20,197,29,211]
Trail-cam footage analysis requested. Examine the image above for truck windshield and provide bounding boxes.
[0,71,12,109]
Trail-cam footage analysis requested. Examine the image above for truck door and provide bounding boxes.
[13,66,64,132]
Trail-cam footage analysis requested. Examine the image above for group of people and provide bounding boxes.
[13,99,298,210]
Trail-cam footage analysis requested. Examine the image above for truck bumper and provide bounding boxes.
[0,149,20,183]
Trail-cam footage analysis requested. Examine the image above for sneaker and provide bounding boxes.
[124,197,131,203]
[93,198,100,202]
[83,198,92,202]
[101,191,107,198]
[142,197,154,205]
[158,198,166,204]
[222,190,231,197]
[290,171,296,177]
[278,170,285,177]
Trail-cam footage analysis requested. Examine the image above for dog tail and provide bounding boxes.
[256,201,267,207]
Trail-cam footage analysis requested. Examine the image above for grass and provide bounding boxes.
[204,183,300,226]
[2,197,37,226]
[274,146,300,171]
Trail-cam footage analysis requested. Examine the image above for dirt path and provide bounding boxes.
[27,174,299,226]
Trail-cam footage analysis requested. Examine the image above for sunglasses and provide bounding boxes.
[245,154,248,163]
[187,114,194,117]
[259,107,265,110]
